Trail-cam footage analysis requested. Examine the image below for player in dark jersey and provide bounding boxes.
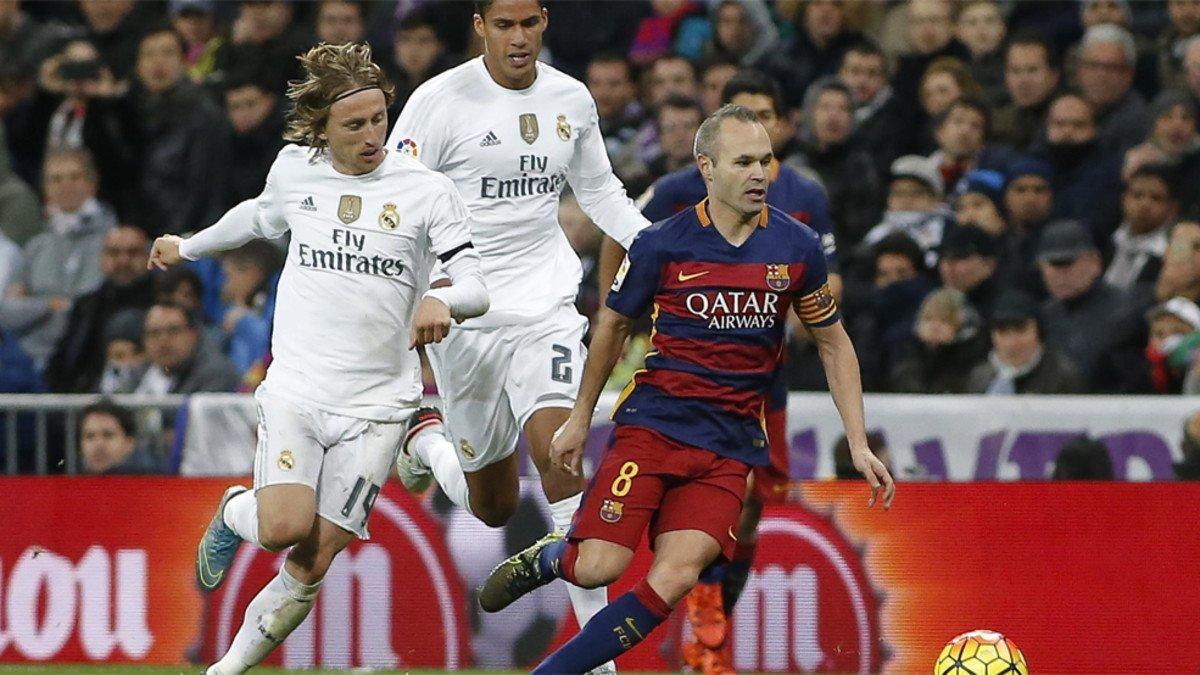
[640,75,845,669]
[476,105,893,674]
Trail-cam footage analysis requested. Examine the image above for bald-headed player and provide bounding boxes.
[387,1,650,657]
[477,104,893,674]
[149,43,489,674]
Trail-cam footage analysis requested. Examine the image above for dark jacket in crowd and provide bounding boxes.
[1041,279,1130,388]
[888,329,990,394]
[788,138,884,247]
[765,29,864,110]
[1042,142,1123,247]
[1095,89,1151,156]
[226,101,286,207]
[992,96,1054,155]
[849,277,935,392]
[966,349,1085,394]
[44,275,154,393]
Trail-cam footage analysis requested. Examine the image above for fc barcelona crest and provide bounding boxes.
[519,113,539,144]
[600,498,624,523]
[338,195,362,224]
[556,114,571,141]
[811,283,835,310]
[379,202,400,230]
[765,264,790,291]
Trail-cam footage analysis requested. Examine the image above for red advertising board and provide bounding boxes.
[2,478,1199,673]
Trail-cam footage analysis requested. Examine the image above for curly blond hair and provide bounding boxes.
[284,42,395,151]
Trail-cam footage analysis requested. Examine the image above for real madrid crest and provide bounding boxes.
[277,449,295,471]
[556,114,571,141]
[338,195,362,224]
[379,202,400,230]
[519,113,539,144]
[459,438,476,459]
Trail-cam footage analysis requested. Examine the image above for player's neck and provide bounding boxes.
[481,55,537,90]
[706,198,758,247]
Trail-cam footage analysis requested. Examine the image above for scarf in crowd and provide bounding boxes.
[45,197,104,236]
[985,347,1043,395]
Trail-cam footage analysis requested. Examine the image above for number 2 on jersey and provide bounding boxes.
[611,461,639,497]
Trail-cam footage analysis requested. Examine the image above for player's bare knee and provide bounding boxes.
[473,495,517,528]
[571,554,623,589]
[259,517,311,551]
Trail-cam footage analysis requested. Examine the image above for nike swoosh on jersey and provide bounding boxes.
[677,270,710,282]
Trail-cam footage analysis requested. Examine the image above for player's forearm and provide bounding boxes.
[571,307,630,425]
[813,323,870,447]
[425,248,489,321]
[178,200,262,260]
[597,235,626,306]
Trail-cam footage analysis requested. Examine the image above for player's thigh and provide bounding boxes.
[315,416,407,540]
[426,327,522,472]
[507,305,588,437]
[524,406,585,501]
[651,452,749,564]
[253,388,324,541]
[569,426,668,561]
[285,512,358,584]
[646,529,726,605]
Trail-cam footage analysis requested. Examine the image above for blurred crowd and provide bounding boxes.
[2,0,1200,474]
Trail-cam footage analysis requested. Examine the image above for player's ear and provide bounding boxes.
[473,13,485,38]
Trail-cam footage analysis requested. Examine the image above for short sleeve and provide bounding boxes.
[388,85,448,169]
[425,179,474,261]
[792,230,839,327]
[605,232,660,319]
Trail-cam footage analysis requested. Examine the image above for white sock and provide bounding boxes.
[222,490,261,547]
[413,430,472,514]
[549,494,616,673]
[208,567,321,674]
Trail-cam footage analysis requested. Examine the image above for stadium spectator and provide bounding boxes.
[1155,220,1200,304]
[78,0,154,83]
[919,57,982,129]
[222,71,286,206]
[698,59,739,115]
[791,77,883,245]
[1038,219,1130,386]
[1143,296,1200,394]
[96,308,147,395]
[315,0,365,46]
[626,0,707,67]
[1000,158,1055,298]
[1041,93,1123,243]
[833,431,892,480]
[765,0,864,109]
[641,95,702,194]
[214,0,311,94]
[955,169,1007,237]
[1105,165,1178,296]
[79,400,166,474]
[1186,36,1200,110]
[0,149,114,370]
[586,53,644,164]
[700,0,779,68]
[838,40,910,175]
[1121,90,1200,180]
[1052,437,1115,480]
[44,225,153,393]
[954,0,1007,106]
[928,96,1013,197]
[1075,24,1150,155]
[385,6,455,113]
[170,0,223,86]
[938,225,1002,322]
[0,0,62,84]
[0,137,40,247]
[217,240,280,385]
[993,32,1062,154]
[889,287,988,393]
[893,0,970,114]
[644,53,699,111]
[1157,0,1200,91]
[721,71,796,161]
[967,290,1084,394]
[135,302,240,395]
[862,154,950,261]
[130,27,230,235]
[1174,409,1200,478]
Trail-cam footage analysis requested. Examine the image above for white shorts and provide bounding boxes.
[253,387,408,539]
[426,303,587,473]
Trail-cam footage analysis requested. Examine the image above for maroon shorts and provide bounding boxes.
[752,405,790,504]
[570,425,750,560]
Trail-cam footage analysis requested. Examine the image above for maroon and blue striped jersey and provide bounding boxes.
[607,200,839,465]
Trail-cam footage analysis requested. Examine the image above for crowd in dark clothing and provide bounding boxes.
[2,0,1200,404]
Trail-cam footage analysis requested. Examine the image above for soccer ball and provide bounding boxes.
[934,629,1028,675]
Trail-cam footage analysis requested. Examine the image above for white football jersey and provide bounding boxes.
[252,145,473,421]
[390,56,648,327]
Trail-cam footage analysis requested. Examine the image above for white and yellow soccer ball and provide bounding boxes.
[935,629,1028,675]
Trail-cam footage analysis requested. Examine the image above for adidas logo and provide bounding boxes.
[479,131,501,147]
[299,196,317,212]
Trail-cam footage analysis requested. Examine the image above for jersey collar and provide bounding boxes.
[695,199,769,228]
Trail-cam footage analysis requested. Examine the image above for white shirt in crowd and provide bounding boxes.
[180,145,486,421]
[390,56,650,327]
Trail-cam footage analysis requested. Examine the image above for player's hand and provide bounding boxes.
[147,235,185,271]
[550,416,588,477]
[851,445,895,510]
[410,296,451,349]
